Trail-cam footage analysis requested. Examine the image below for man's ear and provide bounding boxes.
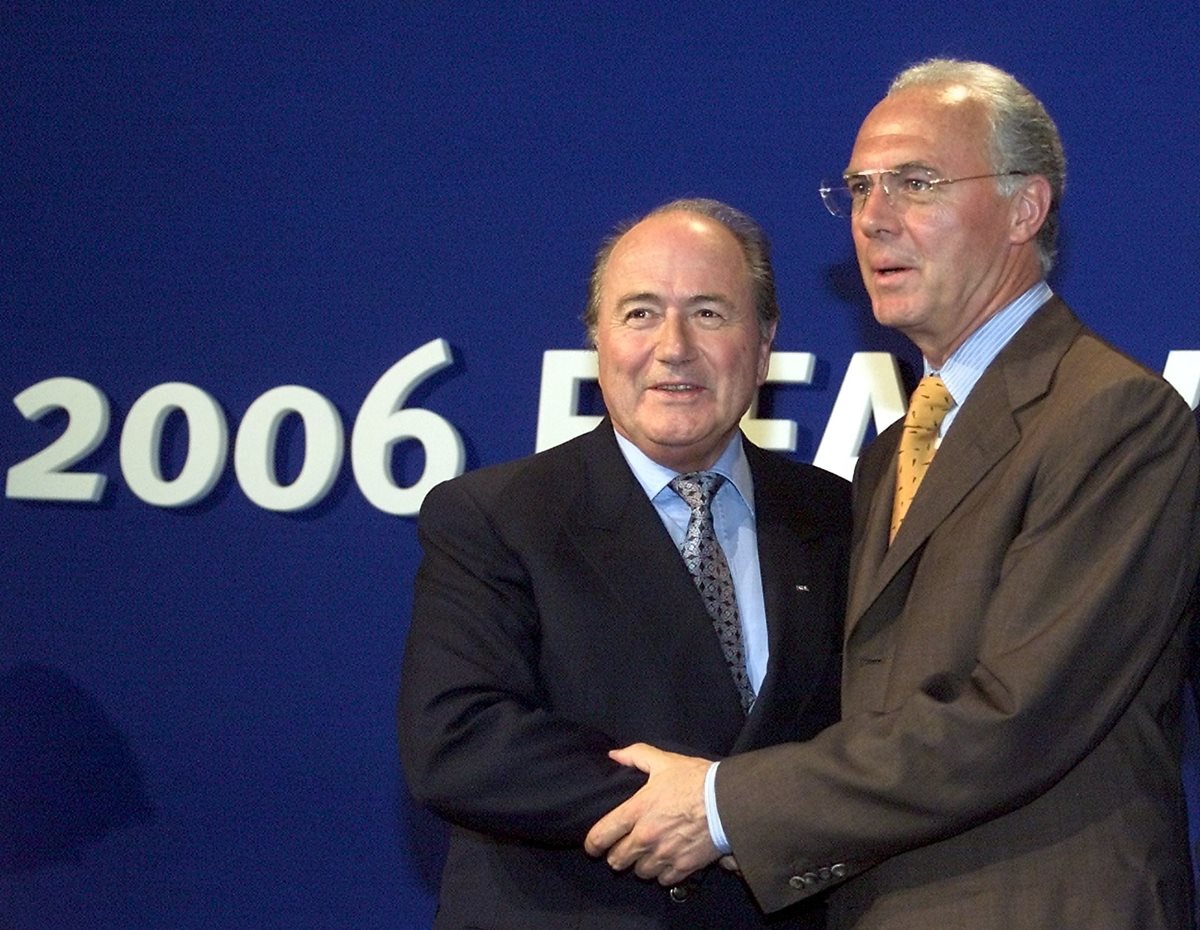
[1010,174,1052,246]
[756,321,778,385]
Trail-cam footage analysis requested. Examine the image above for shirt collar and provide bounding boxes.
[613,428,755,516]
[927,281,1053,407]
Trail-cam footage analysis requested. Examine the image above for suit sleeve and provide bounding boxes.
[397,476,644,846]
[717,373,1200,911]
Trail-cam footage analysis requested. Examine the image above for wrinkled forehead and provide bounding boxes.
[848,86,991,173]
[604,213,746,279]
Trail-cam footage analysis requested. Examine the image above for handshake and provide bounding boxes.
[583,743,737,886]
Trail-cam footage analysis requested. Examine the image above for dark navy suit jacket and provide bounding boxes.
[399,421,850,929]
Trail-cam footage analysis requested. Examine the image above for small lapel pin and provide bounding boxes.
[795,584,810,592]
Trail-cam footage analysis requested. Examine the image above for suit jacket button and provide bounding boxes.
[788,875,805,890]
[830,863,848,878]
[669,884,690,903]
[818,867,832,881]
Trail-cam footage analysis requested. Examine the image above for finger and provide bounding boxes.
[604,832,649,873]
[633,854,665,882]
[651,861,697,887]
[584,805,635,857]
[607,742,659,771]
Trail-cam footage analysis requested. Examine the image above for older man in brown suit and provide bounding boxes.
[586,59,1200,929]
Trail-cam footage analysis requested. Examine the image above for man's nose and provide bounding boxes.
[856,178,899,236]
[656,311,695,361]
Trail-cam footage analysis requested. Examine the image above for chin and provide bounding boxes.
[871,300,920,329]
[646,429,707,452]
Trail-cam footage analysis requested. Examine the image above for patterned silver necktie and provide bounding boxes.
[670,472,755,714]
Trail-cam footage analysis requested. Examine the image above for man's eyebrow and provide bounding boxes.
[614,292,734,308]
[685,294,734,307]
[843,160,935,178]
[615,292,664,307]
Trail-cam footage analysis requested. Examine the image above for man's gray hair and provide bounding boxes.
[890,59,1066,274]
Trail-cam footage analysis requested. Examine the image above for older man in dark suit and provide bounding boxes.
[586,60,1200,930]
[399,198,850,928]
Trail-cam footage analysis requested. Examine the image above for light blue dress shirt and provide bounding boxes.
[612,429,769,694]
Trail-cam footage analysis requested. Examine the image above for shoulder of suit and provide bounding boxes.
[420,428,600,521]
[745,443,852,533]
[748,440,847,481]
[1051,333,1195,435]
[1019,302,1186,415]
[1067,325,1173,385]
[1001,296,1155,387]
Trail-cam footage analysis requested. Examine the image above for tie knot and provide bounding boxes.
[670,472,725,513]
[904,375,955,434]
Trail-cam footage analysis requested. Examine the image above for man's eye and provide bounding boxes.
[693,308,726,327]
[623,307,653,323]
[896,170,935,194]
[847,177,871,198]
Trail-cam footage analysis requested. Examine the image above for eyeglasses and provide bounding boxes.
[819,165,1028,217]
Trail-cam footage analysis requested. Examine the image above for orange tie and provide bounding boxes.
[890,375,955,542]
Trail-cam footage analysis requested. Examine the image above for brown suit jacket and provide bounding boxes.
[716,298,1200,929]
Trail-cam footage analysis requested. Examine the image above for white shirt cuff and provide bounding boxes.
[704,760,732,855]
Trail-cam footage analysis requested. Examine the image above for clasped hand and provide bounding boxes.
[584,742,737,885]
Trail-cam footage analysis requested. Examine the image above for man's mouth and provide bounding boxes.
[872,262,915,284]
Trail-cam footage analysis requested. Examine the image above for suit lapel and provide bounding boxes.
[569,424,705,621]
[738,442,839,748]
[848,298,1083,637]
[564,423,748,737]
[843,434,891,644]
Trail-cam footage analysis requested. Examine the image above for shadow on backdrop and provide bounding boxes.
[0,663,155,873]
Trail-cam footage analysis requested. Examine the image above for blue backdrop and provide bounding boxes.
[3,3,1198,928]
